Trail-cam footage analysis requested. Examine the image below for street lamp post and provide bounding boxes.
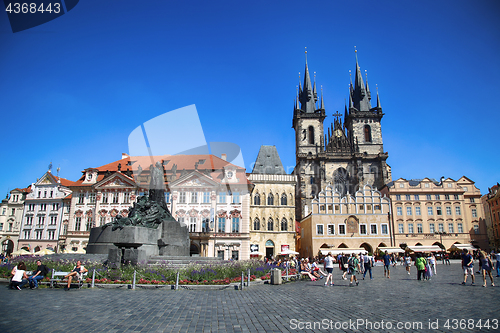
[435,231,447,264]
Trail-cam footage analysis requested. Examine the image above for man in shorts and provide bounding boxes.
[461,249,475,285]
[382,250,391,278]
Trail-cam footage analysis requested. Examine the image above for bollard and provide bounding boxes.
[241,271,244,290]
[286,266,289,282]
[247,269,250,287]
[91,269,95,288]
[132,270,136,290]
[175,271,179,290]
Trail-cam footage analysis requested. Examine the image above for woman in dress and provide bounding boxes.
[479,250,495,287]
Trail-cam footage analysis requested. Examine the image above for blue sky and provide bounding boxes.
[1,0,499,195]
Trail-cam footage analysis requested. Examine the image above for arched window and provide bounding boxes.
[267,193,274,206]
[254,194,261,205]
[308,126,315,144]
[281,193,287,206]
[364,125,372,142]
[267,218,274,231]
[253,218,260,231]
[281,218,288,231]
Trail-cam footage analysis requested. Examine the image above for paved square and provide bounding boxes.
[1,263,499,332]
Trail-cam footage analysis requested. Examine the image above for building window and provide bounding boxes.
[35,230,43,240]
[50,215,57,225]
[457,223,463,233]
[267,193,274,206]
[455,206,461,215]
[190,217,196,232]
[327,224,335,235]
[253,218,260,231]
[123,192,130,203]
[397,207,402,216]
[0,223,3,230]
[217,217,225,233]
[446,206,452,215]
[408,223,414,234]
[406,207,412,215]
[454,194,459,200]
[52,203,59,211]
[24,230,30,239]
[102,193,108,203]
[438,223,444,232]
[444,194,450,200]
[436,207,442,215]
[44,191,47,198]
[417,223,423,233]
[281,193,287,206]
[396,195,401,201]
[338,224,346,235]
[26,216,33,225]
[364,125,372,142]
[202,218,209,232]
[165,192,171,203]
[472,208,477,218]
[89,193,96,204]
[405,195,411,201]
[399,183,404,188]
[86,217,93,231]
[232,251,239,261]
[232,217,240,233]
[178,217,185,226]
[267,218,274,231]
[426,195,431,200]
[398,223,404,233]
[100,216,106,226]
[317,224,324,235]
[281,218,287,231]
[381,224,388,235]
[448,223,454,233]
[415,207,421,215]
[425,183,430,188]
[463,186,468,192]
[359,224,367,235]
[75,217,81,231]
[427,207,433,215]
[429,223,435,233]
[308,126,315,145]
[473,224,479,234]
[28,204,35,211]
[253,194,261,205]
[8,223,12,232]
[191,192,198,204]
[78,193,84,204]
[48,230,55,240]
[40,204,46,211]
[370,224,377,234]
[232,192,240,204]
[177,192,186,204]
[112,193,119,204]
[435,194,440,200]
[414,195,419,200]
[203,192,210,204]
[37,215,45,226]
[470,197,475,203]
[218,192,226,204]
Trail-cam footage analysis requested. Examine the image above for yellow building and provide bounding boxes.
[299,184,392,259]
[248,146,296,259]
[380,176,487,251]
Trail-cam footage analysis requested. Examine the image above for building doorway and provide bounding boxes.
[265,240,274,259]
[2,240,14,255]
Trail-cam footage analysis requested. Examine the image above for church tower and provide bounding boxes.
[293,49,391,220]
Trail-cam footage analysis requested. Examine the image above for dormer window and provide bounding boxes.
[86,173,92,181]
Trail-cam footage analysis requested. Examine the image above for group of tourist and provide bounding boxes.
[8,259,88,290]
[461,249,497,287]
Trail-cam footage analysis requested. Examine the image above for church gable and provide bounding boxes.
[95,173,137,190]
[35,172,58,186]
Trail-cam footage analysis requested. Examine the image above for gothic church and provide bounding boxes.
[293,51,392,220]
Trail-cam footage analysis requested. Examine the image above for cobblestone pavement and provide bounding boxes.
[1,262,499,333]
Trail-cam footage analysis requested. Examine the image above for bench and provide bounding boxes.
[50,270,88,289]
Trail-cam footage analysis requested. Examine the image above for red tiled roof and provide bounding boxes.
[12,187,31,193]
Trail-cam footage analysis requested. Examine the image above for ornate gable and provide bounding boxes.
[170,171,218,189]
[95,172,137,190]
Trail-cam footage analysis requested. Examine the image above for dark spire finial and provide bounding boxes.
[376,84,382,109]
[320,85,324,109]
[305,46,307,63]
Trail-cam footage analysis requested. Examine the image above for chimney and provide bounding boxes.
[122,153,129,159]
[221,153,227,161]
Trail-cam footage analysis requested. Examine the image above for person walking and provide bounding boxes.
[493,250,500,277]
[429,254,437,275]
[404,253,412,275]
[323,252,335,286]
[340,254,349,280]
[479,251,495,287]
[382,251,391,278]
[444,253,451,265]
[461,249,475,286]
[415,253,427,281]
[348,254,360,287]
[362,253,374,280]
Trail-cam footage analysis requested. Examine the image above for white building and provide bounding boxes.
[0,187,30,255]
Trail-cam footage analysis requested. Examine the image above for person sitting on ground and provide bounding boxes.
[64,260,88,290]
[11,262,29,290]
[28,259,49,289]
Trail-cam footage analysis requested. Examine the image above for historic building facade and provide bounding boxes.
[380,177,487,251]
[248,146,296,259]
[300,184,391,258]
[64,153,252,259]
[483,183,500,250]
[0,187,30,255]
[293,51,391,221]
[18,170,73,253]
